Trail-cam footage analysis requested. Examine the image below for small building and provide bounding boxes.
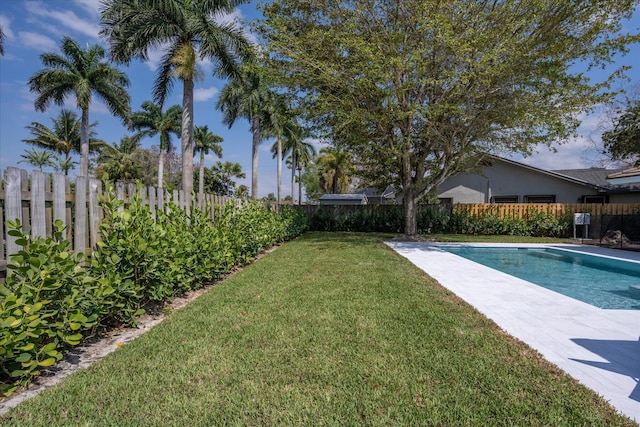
[319,193,368,205]
[356,186,396,204]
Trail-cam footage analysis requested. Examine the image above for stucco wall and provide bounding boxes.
[437,159,603,204]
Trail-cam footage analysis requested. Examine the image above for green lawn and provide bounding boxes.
[1,232,635,426]
[424,233,576,243]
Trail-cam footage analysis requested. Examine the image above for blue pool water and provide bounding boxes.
[440,247,640,310]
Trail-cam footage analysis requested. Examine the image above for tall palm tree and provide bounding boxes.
[28,37,130,178]
[280,121,315,204]
[19,149,55,171]
[317,146,356,194]
[100,0,252,194]
[217,68,273,198]
[129,101,182,188]
[264,95,293,204]
[194,125,223,194]
[22,109,105,175]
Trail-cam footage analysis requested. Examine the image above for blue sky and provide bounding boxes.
[0,1,639,199]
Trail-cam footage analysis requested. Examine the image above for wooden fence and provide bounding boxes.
[1,167,238,273]
[298,202,640,226]
[451,203,640,218]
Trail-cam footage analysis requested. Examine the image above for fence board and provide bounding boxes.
[5,168,23,258]
[30,171,47,238]
[89,179,102,250]
[74,176,87,254]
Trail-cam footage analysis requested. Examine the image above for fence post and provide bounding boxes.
[4,168,23,258]
[89,179,102,250]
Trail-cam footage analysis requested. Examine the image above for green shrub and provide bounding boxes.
[0,220,97,396]
[1,185,307,396]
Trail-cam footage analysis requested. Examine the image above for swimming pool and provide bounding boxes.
[440,246,640,310]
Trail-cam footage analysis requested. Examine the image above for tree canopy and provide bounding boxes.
[28,37,130,178]
[260,0,639,235]
[602,100,640,165]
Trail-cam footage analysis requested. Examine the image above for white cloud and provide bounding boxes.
[24,1,100,39]
[194,86,219,102]
[19,31,58,51]
[0,15,15,39]
[72,0,102,18]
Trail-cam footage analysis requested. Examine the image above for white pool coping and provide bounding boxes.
[385,241,640,422]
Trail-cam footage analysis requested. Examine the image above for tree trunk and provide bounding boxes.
[158,149,165,189]
[276,136,282,205]
[291,155,297,204]
[403,188,418,237]
[251,112,260,199]
[198,151,205,195]
[298,167,302,205]
[80,108,90,177]
[181,78,194,195]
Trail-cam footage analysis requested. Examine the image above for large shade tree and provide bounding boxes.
[602,100,640,166]
[261,0,639,236]
[100,0,252,195]
[194,125,223,194]
[217,66,273,198]
[129,101,182,187]
[28,37,130,178]
[22,109,104,175]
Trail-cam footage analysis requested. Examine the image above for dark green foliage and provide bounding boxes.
[0,186,307,396]
[309,205,570,237]
[0,220,97,396]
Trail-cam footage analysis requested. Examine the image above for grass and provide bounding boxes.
[1,232,635,426]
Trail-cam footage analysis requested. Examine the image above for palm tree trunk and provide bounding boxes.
[251,113,260,199]
[182,78,195,195]
[80,108,90,177]
[291,155,297,204]
[199,151,205,195]
[158,149,165,188]
[298,167,302,205]
[276,136,282,205]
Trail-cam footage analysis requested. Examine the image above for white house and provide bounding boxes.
[437,156,640,204]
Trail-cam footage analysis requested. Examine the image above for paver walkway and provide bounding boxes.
[386,242,640,422]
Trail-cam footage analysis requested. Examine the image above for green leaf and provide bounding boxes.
[41,342,57,353]
[134,308,146,316]
[69,322,81,331]
[38,357,57,367]
[19,343,35,351]
[64,334,83,345]
[15,353,32,363]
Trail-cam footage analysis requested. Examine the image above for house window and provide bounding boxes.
[582,195,608,204]
[524,195,556,203]
[491,195,519,203]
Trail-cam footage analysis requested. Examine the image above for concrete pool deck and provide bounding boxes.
[385,242,640,422]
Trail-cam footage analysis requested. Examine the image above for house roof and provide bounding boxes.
[550,168,623,188]
[490,156,609,191]
[357,186,395,198]
[606,166,640,185]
